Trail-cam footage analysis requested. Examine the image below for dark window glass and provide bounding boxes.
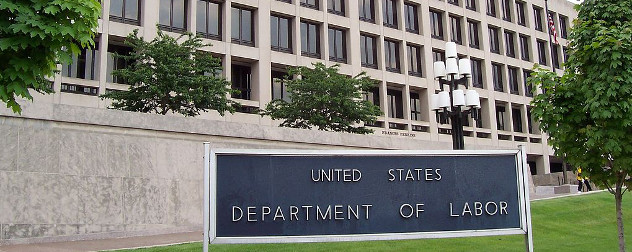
[360,34,378,68]
[559,15,568,39]
[496,105,506,130]
[110,0,140,25]
[489,26,500,54]
[63,43,99,80]
[383,0,398,28]
[384,40,400,73]
[359,0,375,22]
[512,108,523,132]
[301,21,320,58]
[231,64,252,100]
[492,63,504,92]
[432,50,445,62]
[197,0,221,40]
[505,31,515,58]
[301,0,319,9]
[364,87,380,107]
[502,0,511,21]
[404,3,419,33]
[328,0,345,16]
[410,92,421,121]
[552,45,560,69]
[563,46,568,63]
[448,0,459,6]
[466,0,476,10]
[272,70,290,101]
[407,44,422,77]
[526,107,533,133]
[430,10,443,40]
[533,6,543,31]
[271,15,292,53]
[450,16,462,45]
[387,89,403,119]
[523,69,533,97]
[476,108,483,128]
[516,1,526,26]
[519,34,530,61]
[106,44,133,84]
[328,27,346,63]
[159,0,187,32]
[277,0,292,3]
[231,7,254,46]
[487,0,496,17]
[468,20,480,49]
[471,58,483,88]
[508,67,519,94]
[537,40,547,65]
[60,83,99,96]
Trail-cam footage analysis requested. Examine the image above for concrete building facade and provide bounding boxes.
[0,0,577,244]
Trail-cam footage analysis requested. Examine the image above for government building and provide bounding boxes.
[0,0,577,244]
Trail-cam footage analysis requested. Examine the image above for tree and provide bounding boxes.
[528,0,632,251]
[0,0,101,113]
[260,63,382,134]
[100,28,238,117]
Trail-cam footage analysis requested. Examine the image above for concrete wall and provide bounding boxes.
[1,102,477,245]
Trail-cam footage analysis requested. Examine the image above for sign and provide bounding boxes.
[203,147,532,251]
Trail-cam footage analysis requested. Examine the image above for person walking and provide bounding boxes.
[577,167,593,192]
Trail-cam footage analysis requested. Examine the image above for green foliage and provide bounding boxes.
[0,0,101,113]
[100,28,238,117]
[260,63,382,134]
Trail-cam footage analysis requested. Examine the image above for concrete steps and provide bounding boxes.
[535,184,576,195]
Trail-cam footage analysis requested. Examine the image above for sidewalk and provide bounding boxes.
[0,190,604,252]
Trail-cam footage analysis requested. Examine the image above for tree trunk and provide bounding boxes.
[616,184,625,252]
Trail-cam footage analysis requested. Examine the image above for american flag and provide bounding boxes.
[548,13,559,44]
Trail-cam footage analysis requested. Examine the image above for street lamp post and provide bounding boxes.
[431,42,481,150]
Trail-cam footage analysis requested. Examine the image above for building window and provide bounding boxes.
[505,31,515,58]
[526,107,533,133]
[487,0,496,17]
[496,105,506,130]
[512,108,523,132]
[159,0,187,32]
[364,87,380,107]
[519,34,530,61]
[501,0,511,22]
[489,26,500,54]
[516,1,526,26]
[277,0,292,3]
[110,0,140,25]
[106,44,132,84]
[450,16,462,45]
[407,44,422,77]
[301,0,319,10]
[476,108,484,128]
[387,88,403,119]
[559,15,568,39]
[448,0,459,6]
[508,66,519,94]
[301,21,320,58]
[197,1,221,40]
[231,7,254,46]
[430,10,443,40]
[533,6,543,32]
[384,40,400,73]
[552,45,560,69]
[272,70,290,101]
[537,39,547,65]
[231,64,251,100]
[492,63,504,92]
[328,27,347,63]
[271,15,292,53]
[523,69,533,97]
[468,20,480,49]
[563,46,569,63]
[62,43,99,80]
[383,0,398,28]
[410,92,421,121]
[361,34,378,69]
[60,83,99,96]
[359,0,375,23]
[404,3,419,34]
[328,0,345,16]
[466,0,476,11]
[432,49,445,63]
[471,58,483,88]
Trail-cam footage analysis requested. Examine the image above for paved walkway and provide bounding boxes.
[0,190,605,252]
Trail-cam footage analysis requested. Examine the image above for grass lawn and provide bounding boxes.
[112,191,632,252]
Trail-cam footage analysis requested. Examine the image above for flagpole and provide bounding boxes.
[544,0,556,69]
